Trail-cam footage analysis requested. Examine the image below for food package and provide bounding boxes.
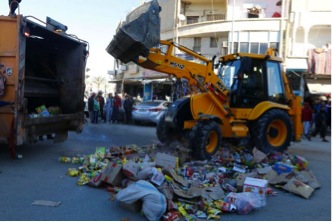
[243,177,268,206]
[101,162,123,186]
[122,159,140,181]
[292,155,309,170]
[225,192,262,215]
[272,162,295,175]
[35,105,50,117]
[282,178,315,199]
[67,168,79,177]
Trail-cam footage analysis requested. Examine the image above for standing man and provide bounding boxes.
[311,104,329,142]
[111,92,122,123]
[96,91,105,123]
[105,93,114,124]
[88,92,96,123]
[301,102,313,141]
[9,0,22,16]
[123,95,133,124]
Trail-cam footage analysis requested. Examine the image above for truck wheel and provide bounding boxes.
[156,113,174,143]
[252,109,293,154]
[189,120,222,160]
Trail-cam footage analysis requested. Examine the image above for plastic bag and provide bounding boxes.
[225,192,263,215]
[116,180,166,221]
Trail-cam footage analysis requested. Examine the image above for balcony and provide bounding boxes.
[162,18,283,39]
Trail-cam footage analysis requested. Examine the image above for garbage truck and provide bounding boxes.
[0,14,88,157]
[106,0,302,160]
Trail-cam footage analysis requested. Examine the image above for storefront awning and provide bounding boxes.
[306,78,331,95]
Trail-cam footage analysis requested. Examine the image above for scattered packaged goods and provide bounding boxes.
[60,144,320,221]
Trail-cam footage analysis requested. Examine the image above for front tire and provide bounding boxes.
[251,109,293,154]
[189,120,222,160]
[156,113,174,143]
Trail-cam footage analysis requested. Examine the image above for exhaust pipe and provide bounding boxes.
[106,0,161,64]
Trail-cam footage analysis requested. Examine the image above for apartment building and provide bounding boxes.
[112,0,331,101]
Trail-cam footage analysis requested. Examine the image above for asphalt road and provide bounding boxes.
[0,122,331,221]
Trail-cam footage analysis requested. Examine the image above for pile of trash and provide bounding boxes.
[28,105,61,118]
[59,144,320,221]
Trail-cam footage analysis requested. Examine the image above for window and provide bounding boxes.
[233,42,238,53]
[250,42,259,54]
[193,37,201,52]
[259,43,268,54]
[266,61,285,103]
[240,42,249,53]
[210,37,218,48]
[187,16,199,24]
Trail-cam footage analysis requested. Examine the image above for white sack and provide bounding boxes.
[116,180,166,221]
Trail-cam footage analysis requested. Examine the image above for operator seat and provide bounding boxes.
[246,71,263,97]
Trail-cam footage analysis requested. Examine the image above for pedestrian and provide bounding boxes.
[8,0,21,16]
[96,91,105,122]
[123,95,133,124]
[105,93,114,124]
[111,92,122,123]
[301,102,313,141]
[93,96,100,124]
[326,98,331,131]
[88,92,96,123]
[311,104,329,142]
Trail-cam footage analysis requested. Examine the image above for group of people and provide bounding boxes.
[302,96,331,142]
[87,91,134,124]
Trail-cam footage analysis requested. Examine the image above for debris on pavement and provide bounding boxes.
[59,143,321,220]
[32,200,61,207]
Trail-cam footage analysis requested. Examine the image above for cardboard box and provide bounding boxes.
[150,169,165,186]
[155,153,178,169]
[102,162,123,187]
[122,160,140,181]
[243,177,268,206]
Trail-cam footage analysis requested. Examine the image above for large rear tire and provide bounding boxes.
[189,120,222,160]
[251,109,293,154]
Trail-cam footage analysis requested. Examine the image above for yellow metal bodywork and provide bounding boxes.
[0,15,23,144]
[137,41,302,142]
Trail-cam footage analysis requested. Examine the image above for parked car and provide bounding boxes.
[132,100,171,124]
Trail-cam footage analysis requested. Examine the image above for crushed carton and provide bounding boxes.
[282,178,315,199]
[243,177,268,206]
[102,162,123,187]
[155,153,178,169]
[122,159,140,181]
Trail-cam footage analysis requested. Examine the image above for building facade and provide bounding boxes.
[111,0,331,101]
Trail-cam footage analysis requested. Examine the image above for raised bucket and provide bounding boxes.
[106,0,161,64]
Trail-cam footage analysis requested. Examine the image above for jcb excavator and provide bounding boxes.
[106,0,302,160]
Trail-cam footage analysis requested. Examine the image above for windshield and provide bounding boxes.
[218,60,241,89]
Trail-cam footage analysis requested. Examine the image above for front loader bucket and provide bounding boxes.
[106,0,161,64]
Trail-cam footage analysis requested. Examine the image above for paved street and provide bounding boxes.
[0,122,331,221]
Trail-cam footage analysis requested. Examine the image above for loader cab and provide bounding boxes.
[219,56,286,108]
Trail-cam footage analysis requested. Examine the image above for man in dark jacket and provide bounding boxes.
[123,95,133,124]
[88,92,96,123]
[96,91,105,122]
[311,104,329,142]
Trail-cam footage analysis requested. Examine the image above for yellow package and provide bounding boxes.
[68,168,79,177]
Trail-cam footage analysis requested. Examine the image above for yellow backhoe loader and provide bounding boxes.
[106,0,302,160]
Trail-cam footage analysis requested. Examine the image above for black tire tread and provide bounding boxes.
[251,109,293,154]
[190,120,222,160]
